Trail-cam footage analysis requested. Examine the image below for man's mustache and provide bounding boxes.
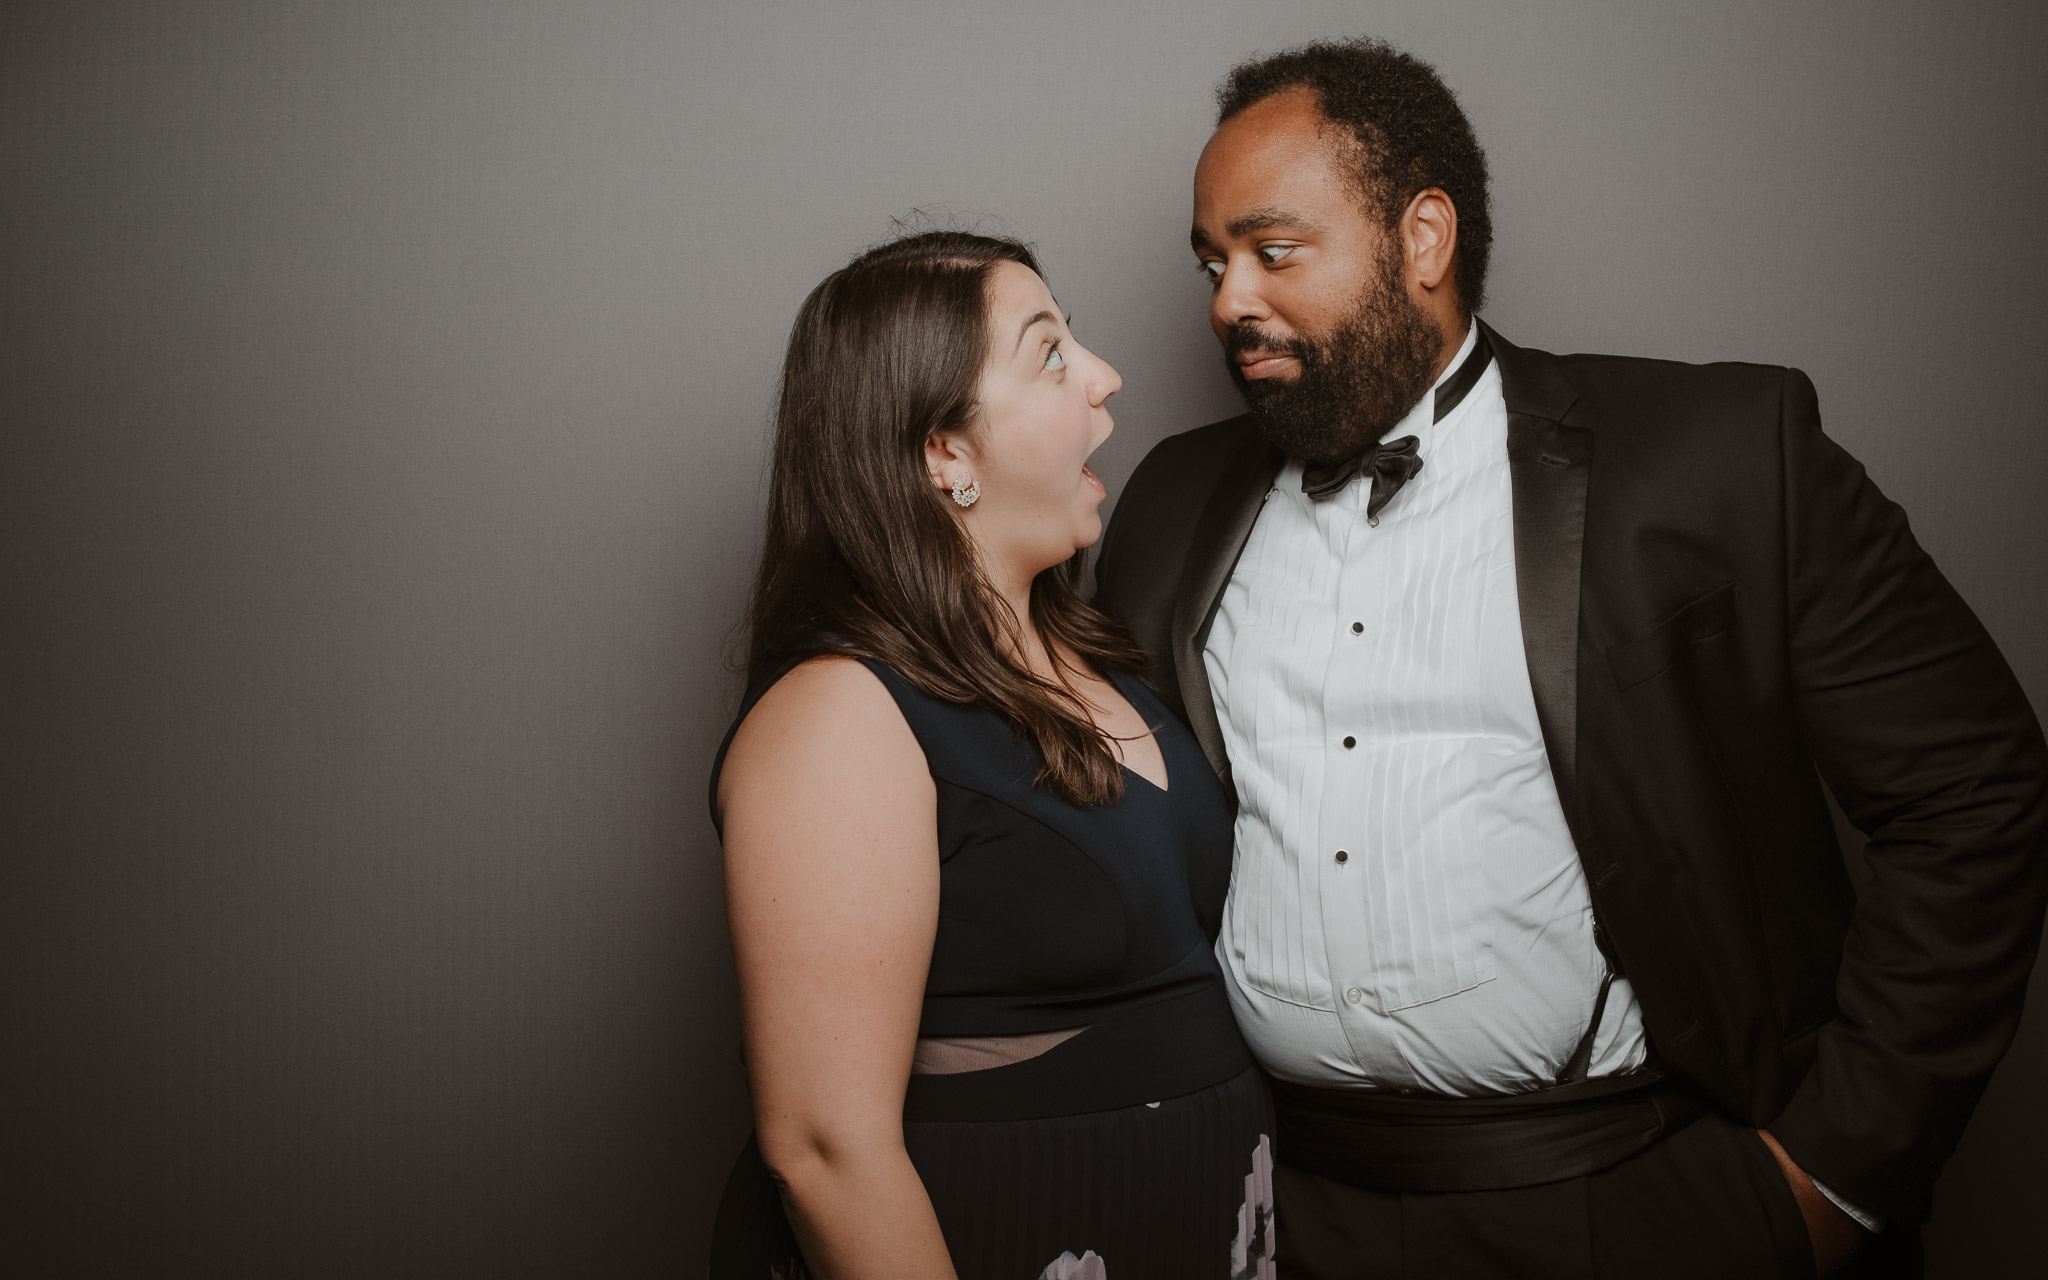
[1223,321,1311,362]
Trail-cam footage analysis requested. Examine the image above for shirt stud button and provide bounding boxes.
[1350,621,1363,635]
[1335,849,1349,864]
[1346,987,1364,1005]
[1342,735,1356,749]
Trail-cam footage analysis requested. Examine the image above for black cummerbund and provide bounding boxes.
[1271,1069,1707,1193]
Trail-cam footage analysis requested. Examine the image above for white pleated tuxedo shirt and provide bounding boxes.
[1204,323,1650,1096]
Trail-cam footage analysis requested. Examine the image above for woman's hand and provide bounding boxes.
[722,657,956,1280]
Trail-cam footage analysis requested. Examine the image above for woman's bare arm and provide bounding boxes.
[719,657,955,1280]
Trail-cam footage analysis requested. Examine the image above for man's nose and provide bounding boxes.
[1211,260,1270,333]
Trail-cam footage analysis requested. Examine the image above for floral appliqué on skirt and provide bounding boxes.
[1035,1132,1276,1280]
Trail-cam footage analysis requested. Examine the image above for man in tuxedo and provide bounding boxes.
[1093,38,2048,1278]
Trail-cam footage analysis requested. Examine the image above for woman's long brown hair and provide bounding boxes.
[745,229,1148,806]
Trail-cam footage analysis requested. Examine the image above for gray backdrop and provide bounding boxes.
[4,1,2043,1275]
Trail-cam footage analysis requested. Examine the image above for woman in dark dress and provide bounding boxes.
[709,230,1275,1280]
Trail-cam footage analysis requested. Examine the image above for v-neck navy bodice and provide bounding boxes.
[712,656,1250,1121]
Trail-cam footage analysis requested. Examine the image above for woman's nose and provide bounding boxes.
[1090,354,1123,406]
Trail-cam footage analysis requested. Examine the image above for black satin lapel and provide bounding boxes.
[1171,435,1285,787]
[1483,319,1576,424]
[1507,415,1593,832]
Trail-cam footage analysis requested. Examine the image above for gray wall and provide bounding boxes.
[3,1,2042,1274]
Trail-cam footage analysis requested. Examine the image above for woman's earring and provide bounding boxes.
[950,475,980,508]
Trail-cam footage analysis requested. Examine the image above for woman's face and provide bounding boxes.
[934,260,1122,581]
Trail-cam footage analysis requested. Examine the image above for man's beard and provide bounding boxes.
[1224,247,1443,466]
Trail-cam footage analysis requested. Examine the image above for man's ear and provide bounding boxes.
[1402,188,1458,295]
[923,429,971,492]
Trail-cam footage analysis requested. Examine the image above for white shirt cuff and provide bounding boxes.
[1811,1176,1884,1233]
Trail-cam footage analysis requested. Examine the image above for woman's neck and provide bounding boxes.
[987,561,1060,684]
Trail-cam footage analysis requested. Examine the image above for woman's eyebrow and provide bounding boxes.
[1013,309,1060,352]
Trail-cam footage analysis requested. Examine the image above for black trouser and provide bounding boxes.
[1276,1110,1922,1279]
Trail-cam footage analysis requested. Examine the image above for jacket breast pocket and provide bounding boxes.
[1606,583,1738,691]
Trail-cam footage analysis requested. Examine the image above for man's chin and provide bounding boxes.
[1230,371,1298,405]
[1242,394,1387,463]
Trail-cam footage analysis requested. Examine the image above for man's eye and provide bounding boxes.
[1044,342,1066,372]
[1199,260,1224,281]
[1259,245,1294,265]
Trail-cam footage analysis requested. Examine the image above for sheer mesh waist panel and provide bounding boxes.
[911,1027,1088,1075]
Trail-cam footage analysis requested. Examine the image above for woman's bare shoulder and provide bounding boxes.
[719,655,925,811]
[739,653,902,741]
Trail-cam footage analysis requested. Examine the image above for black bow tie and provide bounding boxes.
[1301,435,1425,518]
[1298,326,1495,518]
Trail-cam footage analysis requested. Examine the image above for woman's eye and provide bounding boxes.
[1044,342,1066,372]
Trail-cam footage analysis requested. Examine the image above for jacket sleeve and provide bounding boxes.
[1767,367,2048,1224]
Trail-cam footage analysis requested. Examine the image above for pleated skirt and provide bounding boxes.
[709,1065,1277,1280]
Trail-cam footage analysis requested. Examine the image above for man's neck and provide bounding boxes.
[1431,315,1473,385]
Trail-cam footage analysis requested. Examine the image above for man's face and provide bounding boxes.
[1191,88,1441,463]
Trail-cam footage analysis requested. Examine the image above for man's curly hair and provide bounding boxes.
[1218,38,1493,313]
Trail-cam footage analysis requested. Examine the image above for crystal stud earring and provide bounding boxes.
[951,475,980,508]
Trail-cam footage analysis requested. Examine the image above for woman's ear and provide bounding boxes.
[924,429,971,493]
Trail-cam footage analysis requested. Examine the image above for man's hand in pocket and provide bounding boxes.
[1758,1129,1867,1277]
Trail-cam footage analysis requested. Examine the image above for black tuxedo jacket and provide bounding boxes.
[1092,321,2048,1223]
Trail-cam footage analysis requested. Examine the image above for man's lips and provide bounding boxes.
[1236,352,1299,380]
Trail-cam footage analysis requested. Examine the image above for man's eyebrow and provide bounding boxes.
[1014,309,1060,352]
[1227,207,1320,238]
[1191,208,1323,250]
